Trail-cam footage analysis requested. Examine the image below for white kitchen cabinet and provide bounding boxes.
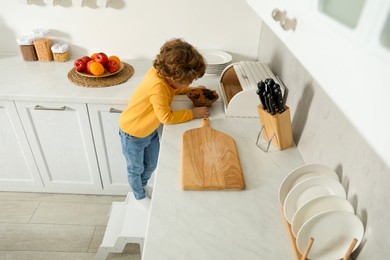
[0,100,43,190]
[88,104,130,195]
[15,101,102,194]
[247,0,390,169]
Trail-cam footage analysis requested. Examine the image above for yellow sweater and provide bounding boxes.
[119,67,193,138]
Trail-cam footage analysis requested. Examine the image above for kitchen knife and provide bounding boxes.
[264,78,274,87]
[257,80,265,90]
[274,88,285,113]
[273,83,280,92]
[263,91,271,113]
[267,93,276,115]
[257,81,267,109]
[256,88,267,110]
[266,78,275,88]
[266,78,276,97]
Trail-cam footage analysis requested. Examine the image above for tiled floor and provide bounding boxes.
[0,192,141,260]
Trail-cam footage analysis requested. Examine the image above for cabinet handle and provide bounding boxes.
[272,8,297,31]
[272,9,286,22]
[281,18,297,31]
[109,108,123,113]
[34,105,66,111]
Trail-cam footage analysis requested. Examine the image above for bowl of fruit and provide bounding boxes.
[73,52,123,78]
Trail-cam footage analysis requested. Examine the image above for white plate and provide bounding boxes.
[296,211,364,260]
[200,50,232,65]
[283,176,346,224]
[206,66,229,71]
[205,70,224,75]
[279,164,338,207]
[291,195,354,237]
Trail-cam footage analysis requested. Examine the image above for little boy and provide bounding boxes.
[119,38,210,202]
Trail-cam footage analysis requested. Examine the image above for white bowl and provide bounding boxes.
[291,195,354,237]
[296,211,364,260]
[283,176,346,224]
[279,164,338,207]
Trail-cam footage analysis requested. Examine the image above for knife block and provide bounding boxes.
[257,105,293,151]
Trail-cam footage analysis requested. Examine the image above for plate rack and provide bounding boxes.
[281,207,358,260]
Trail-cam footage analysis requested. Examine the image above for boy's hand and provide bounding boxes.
[192,107,210,119]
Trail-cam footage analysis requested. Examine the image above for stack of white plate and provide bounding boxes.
[279,164,365,260]
[200,49,232,75]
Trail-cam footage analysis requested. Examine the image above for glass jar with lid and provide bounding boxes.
[51,43,70,62]
[31,28,53,61]
[16,35,38,61]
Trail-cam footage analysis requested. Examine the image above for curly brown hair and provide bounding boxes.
[153,38,206,84]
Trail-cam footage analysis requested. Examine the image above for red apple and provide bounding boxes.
[74,59,86,72]
[106,60,119,73]
[86,60,95,74]
[95,52,108,66]
[80,56,91,63]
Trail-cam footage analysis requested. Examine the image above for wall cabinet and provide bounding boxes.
[88,104,130,195]
[248,0,390,59]
[247,0,390,167]
[0,100,43,190]
[15,101,103,194]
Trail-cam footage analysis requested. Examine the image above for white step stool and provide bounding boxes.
[95,192,150,259]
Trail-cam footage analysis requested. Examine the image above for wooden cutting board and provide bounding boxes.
[181,118,245,190]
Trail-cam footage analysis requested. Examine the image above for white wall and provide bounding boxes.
[258,24,390,259]
[0,0,261,61]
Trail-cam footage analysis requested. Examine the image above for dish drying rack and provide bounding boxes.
[281,208,358,260]
[218,61,285,118]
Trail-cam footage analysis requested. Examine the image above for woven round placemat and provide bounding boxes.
[67,62,134,88]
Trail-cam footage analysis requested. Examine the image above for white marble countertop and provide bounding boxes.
[1,56,306,259]
[0,56,222,104]
[143,101,305,260]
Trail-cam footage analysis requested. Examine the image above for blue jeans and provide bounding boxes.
[119,128,160,200]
